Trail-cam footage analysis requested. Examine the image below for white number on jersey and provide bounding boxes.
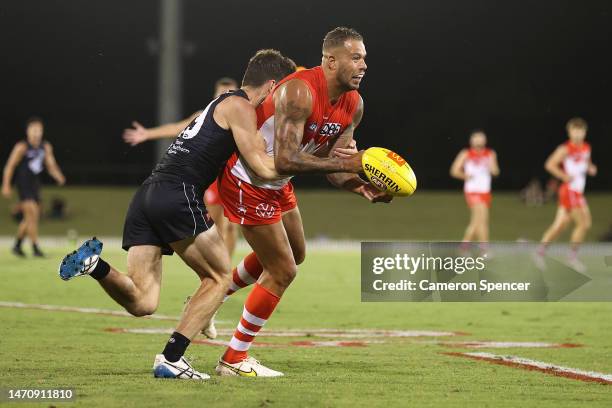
[179,98,216,140]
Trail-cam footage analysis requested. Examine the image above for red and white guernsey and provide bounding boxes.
[562,141,591,193]
[228,66,361,189]
[463,148,493,193]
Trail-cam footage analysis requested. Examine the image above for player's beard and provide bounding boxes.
[338,66,362,91]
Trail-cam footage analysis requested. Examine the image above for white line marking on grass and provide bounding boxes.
[446,352,612,385]
[435,341,582,349]
[104,327,462,338]
[105,328,383,348]
[0,301,231,323]
[287,329,464,338]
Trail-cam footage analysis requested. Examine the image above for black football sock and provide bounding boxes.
[32,243,44,256]
[14,238,23,249]
[89,258,110,280]
[162,332,191,363]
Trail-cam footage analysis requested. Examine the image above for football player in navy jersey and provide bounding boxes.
[2,117,65,257]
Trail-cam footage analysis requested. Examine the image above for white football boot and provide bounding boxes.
[564,256,587,273]
[182,296,218,339]
[215,357,284,377]
[202,311,218,339]
[153,354,210,380]
[531,251,547,271]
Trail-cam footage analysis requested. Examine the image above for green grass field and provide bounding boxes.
[2,187,611,406]
[1,247,611,407]
[2,186,612,241]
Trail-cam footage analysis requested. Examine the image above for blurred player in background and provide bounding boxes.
[450,129,499,250]
[2,117,66,257]
[59,50,298,380]
[214,27,390,377]
[123,77,240,257]
[535,117,597,272]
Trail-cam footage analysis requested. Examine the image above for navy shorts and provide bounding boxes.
[16,180,41,202]
[122,180,214,255]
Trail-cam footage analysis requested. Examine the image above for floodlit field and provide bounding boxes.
[1,247,611,407]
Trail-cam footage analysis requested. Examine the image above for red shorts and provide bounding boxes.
[465,192,492,208]
[204,180,222,206]
[218,165,297,225]
[558,183,586,210]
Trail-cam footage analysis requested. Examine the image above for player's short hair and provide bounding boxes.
[470,128,486,137]
[214,77,238,90]
[242,49,296,87]
[322,27,364,52]
[566,117,588,130]
[25,116,43,127]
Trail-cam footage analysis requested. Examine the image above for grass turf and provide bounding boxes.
[1,186,612,241]
[1,248,611,407]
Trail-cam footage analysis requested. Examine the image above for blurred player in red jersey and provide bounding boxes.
[450,130,499,252]
[215,27,392,377]
[123,77,240,261]
[535,117,597,272]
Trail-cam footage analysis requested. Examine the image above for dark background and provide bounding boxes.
[1,0,610,190]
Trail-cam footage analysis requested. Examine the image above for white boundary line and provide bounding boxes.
[104,326,461,338]
[446,351,612,384]
[0,301,179,321]
[0,301,458,336]
[430,340,582,349]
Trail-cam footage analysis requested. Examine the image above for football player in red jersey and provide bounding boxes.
[215,27,392,377]
[450,130,499,252]
[535,117,597,272]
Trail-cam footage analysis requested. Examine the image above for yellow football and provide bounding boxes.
[361,147,417,197]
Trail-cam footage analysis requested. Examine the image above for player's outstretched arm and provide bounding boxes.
[450,149,468,180]
[273,80,363,175]
[544,145,571,182]
[223,97,279,181]
[489,150,500,177]
[43,142,66,186]
[2,142,27,198]
[122,112,200,146]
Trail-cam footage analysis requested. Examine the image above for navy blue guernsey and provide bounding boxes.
[149,89,248,188]
[15,142,46,183]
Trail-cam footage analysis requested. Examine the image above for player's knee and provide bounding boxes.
[271,262,297,288]
[583,216,592,230]
[217,269,233,289]
[278,270,297,288]
[206,260,233,288]
[128,301,157,317]
[558,217,570,230]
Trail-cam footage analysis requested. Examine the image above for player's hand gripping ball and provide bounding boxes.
[361,147,417,197]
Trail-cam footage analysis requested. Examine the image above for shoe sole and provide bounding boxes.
[59,238,103,281]
[154,364,210,380]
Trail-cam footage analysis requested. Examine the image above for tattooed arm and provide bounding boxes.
[273,79,363,175]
